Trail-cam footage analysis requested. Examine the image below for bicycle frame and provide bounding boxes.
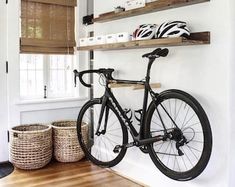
[98,57,166,146]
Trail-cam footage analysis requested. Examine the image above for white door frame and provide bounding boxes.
[0,0,9,162]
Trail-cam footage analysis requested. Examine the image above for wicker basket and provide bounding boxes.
[52,121,88,163]
[9,124,52,170]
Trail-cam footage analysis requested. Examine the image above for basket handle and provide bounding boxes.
[13,132,18,138]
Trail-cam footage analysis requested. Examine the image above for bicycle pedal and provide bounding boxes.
[113,145,122,153]
[139,145,149,154]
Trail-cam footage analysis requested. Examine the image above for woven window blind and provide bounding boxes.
[20,0,77,54]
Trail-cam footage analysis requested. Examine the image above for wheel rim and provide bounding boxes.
[79,103,124,163]
[150,98,205,173]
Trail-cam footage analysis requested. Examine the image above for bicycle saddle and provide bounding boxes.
[142,48,169,58]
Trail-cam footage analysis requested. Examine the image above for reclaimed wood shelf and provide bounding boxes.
[94,0,210,23]
[78,32,210,51]
[109,83,161,90]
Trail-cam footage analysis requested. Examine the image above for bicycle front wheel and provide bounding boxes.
[146,90,212,181]
[77,98,128,167]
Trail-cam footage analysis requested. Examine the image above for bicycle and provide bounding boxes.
[74,48,212,181]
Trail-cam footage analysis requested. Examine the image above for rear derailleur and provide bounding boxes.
[169,128,188,156]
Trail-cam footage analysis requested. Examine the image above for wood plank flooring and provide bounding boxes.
[0,160,145,187]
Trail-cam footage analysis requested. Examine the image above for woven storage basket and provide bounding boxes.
[52,121,88,163]
[10,124,52,170]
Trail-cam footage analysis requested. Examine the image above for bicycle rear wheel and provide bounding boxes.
[146,90,212,181]
[77,98,128,167]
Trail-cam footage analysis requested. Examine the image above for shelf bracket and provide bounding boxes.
[108,83,161,90]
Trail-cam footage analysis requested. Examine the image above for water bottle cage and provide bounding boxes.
[124,108,133,122]
[134,109,143,123]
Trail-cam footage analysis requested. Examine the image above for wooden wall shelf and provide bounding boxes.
[94,0,210,23]
[78,32,210,51]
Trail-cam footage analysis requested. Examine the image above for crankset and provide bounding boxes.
[113,142,136,153]
[113,142,149,154]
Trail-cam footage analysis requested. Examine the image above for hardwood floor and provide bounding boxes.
[0,160,145,187]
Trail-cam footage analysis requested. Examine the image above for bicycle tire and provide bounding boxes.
[77,98,128,167]
[145,89,212,181]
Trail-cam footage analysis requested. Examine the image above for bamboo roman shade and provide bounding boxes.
[20,0,77,54]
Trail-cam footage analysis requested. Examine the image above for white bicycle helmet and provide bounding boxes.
[133,24,156,40]
[156,21,190,38]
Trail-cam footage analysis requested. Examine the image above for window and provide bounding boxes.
[20,54,75,100]
[20,54,44,99]
[48,55,74,98]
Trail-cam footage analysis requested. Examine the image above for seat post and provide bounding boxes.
[139,57,156,140]
[146,57,156,81]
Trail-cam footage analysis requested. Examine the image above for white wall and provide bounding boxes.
[87,0,94,15]
[228,0,235,186]
[93,0,232,186]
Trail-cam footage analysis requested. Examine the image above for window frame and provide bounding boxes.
[20,54,76,100]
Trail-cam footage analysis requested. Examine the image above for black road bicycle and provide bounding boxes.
[74,48,212,181]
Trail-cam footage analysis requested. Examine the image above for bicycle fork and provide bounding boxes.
[95,96,109,136]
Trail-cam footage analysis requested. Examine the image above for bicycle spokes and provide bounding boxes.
[80,102,126,163]
[150,98,204,172]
